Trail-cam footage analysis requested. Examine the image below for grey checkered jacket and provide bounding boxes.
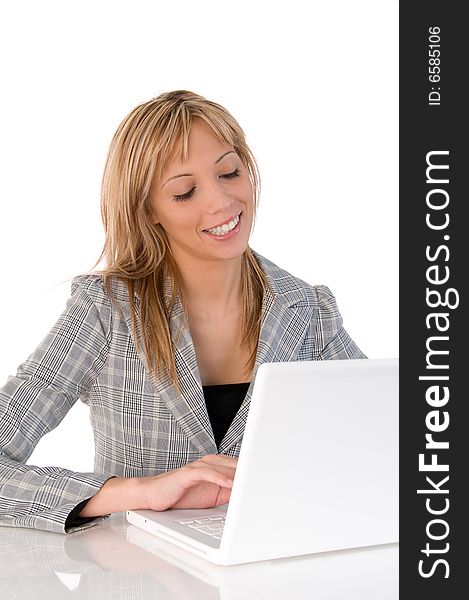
[0,249,366,534]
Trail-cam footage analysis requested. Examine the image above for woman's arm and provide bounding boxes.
[0,275,114,534]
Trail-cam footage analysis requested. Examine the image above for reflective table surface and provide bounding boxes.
[0,512,398,599]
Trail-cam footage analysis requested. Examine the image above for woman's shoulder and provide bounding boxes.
[70,272,130,305]
[251,249,337,310]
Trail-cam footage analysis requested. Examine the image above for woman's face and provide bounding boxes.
[150,119,254,266]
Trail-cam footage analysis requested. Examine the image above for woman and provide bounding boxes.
[0,90,366,534]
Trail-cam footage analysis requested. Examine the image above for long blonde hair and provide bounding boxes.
[91,90,274,394]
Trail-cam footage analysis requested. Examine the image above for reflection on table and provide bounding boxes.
[0,512,398,599]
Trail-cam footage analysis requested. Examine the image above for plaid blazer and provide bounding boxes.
[0,249,366,534]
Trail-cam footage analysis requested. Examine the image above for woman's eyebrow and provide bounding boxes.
[161,151,236,188]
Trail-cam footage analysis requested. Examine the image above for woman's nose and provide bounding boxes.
[204,179,235,212]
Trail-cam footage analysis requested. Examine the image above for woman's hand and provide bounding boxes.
[141,454,237,511]
[77,454,237,519]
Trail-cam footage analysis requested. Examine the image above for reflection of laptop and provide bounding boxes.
[126,358,399,565]
[126,523,399,599]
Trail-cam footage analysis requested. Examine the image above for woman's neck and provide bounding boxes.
[172,252,243,320]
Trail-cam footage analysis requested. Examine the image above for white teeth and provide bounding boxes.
[206,214,240,236]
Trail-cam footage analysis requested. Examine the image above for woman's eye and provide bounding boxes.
[172,169,240,202]
[222,168,240,180]
[173,187,195,202]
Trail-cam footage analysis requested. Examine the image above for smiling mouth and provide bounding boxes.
[203,212,242,233]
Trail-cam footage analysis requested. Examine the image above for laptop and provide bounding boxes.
[126,358,399,565]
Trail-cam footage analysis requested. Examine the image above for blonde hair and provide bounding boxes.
[91,90,274,394]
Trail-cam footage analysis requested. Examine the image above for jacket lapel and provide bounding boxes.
[159,295,217,454]
[117,279,217,455]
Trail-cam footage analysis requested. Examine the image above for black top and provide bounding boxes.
[202,381,251,448]
[65,381,251,531]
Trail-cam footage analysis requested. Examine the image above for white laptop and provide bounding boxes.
[126,358,399,565]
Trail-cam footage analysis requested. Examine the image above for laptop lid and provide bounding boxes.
[218,358,399,564]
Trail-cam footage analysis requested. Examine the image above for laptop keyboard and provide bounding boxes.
[175,515,226,540]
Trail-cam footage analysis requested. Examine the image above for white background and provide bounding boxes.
[0,0,398,472]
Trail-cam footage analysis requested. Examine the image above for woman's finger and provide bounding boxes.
[198,454,238,467]
[179,464,235,487]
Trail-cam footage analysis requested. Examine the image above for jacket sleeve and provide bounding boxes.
[0,275,116,534]
[314,285,367,360]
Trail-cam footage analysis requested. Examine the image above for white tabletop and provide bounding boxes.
[0,512,398,599]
